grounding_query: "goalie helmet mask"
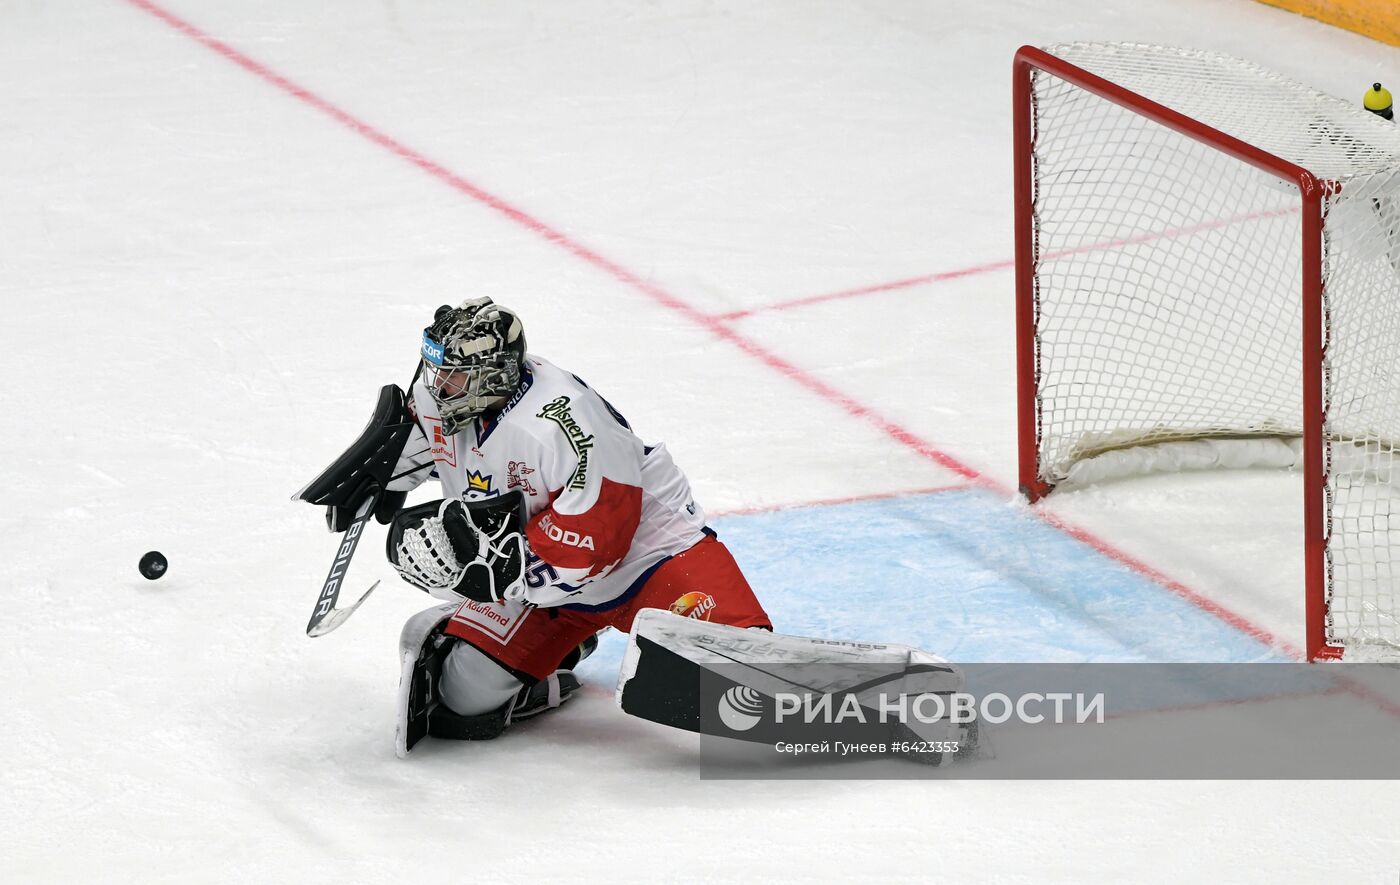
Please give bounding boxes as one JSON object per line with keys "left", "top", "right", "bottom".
{"left": 421, "top": 297, "right": 527, "bottom": 435}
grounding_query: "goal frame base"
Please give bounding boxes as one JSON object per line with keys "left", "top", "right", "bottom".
{"left": 1012, "top": 44, "right": 1334, "bottom": 661}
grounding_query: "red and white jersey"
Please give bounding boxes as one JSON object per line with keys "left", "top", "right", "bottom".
{"left": 393, "top": 355, "right": 708, "bottom": 608}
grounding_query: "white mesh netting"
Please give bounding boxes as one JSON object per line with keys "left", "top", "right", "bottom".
{"left": 1026, "top": 42, "right": 1400, "bottom": 652}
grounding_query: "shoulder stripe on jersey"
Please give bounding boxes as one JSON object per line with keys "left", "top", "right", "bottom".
{"left": 526, "top": 477, "right": 642, "bottom": 577}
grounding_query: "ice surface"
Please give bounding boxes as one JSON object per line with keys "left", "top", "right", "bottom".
{"left": 2, "top": 1, "right": 1399, "bottom": 882}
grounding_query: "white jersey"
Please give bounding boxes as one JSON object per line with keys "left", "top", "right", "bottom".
{"left": 390, "top": 355, "right": 707, "bottom": 608}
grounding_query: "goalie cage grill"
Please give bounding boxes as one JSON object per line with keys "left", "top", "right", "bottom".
{"left": 1012, "top": 43, "right": 1400, "bottom": 661}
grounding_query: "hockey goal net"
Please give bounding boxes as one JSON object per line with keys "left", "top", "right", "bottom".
{"left": 1014, "top": 43, "right": 1400, "bottom": 660}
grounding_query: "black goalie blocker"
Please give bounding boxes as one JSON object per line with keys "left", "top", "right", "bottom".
{"left": 386, "top": 493, "right": 529, "bottom": 603}
{"left": 293, "top": 383, "right": 427, "bottom": 636}
{"left": 294, "top": 383, "right": 421, "bottom": 529}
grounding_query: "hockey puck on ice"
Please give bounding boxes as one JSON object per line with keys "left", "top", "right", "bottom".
{"left": 139, "top": 551, "right": 168, "bottom": 580}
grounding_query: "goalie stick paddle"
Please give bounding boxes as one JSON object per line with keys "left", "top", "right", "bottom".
{"left": 306, "top": 495, "right": 377, "bottom": 636}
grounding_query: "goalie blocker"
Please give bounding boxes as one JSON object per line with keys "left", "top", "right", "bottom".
{"left": 293, "top": 383, "right": 425, "bottom": 635}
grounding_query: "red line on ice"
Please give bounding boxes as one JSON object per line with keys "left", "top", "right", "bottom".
{"left": 718, "top": 206, "right": 1298, "bottom": 321}
{"left": 715, "top": 260, "right": 1015, "bottom": 322}
{"left": 1105, "top": 680, "right": 1400, "bottom": 723}
{"left": 1340, "top": 678, "right": 1400, "bottom": 720}
{"left": 710, "top": 483, "right": 975, "bottom": 518}
{"left": 124, "top": 0, "right": 1299, "bottom": 660}
{"left": 1034, "top": 509, "right": 1303, "bottom": 660}
{"left": 124, "top": 0, "right": 980, "bottom": 481}
{"left": 1101, "top": 686, "right": 1337, "bottom": 723}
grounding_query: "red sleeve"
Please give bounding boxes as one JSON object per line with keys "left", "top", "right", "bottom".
{"left": 526, "top": 477, "right": 642, "bottom": 578}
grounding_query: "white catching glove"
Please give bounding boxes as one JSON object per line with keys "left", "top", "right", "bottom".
{"left": 390, "top": 500, "right": 473, "bottom": 597}
{"left": 386, "top": 495, "right": 529, "bottom": 603}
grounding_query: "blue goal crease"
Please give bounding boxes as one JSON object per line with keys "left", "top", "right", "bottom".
{"left": 576, "top": 488, "right": 1286, "bottom": 681}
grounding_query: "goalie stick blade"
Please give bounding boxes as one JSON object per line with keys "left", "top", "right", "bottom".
{"left": 306, "top": 581, "right": 380, "bottom": 637}
{"left": 305, "top": 496, "right": 376, "bottom": 635}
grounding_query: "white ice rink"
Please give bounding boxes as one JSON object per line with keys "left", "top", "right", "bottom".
{"left": 3, "top": 0, "right": 1399, "bottom": 881}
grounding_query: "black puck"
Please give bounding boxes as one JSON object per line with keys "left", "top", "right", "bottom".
{"left": 139, "top": 550, "right": 168, "bottom": 580}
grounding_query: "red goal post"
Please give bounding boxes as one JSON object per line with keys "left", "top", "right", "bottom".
{"left": 1013, "top": 43, "right": 1400, "bottom": 661}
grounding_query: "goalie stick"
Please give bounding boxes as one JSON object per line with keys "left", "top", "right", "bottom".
{"left": 305, "top": 495, "right": 381, "bottom": 636}
{"left": 303, "top": 457, "right": 445, "bottom": 636}
{"left": 294, "top": 382, "right": 426, "bottom": 636}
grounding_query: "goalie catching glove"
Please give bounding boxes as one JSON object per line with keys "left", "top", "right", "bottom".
{"left": 386, "top": 492, "right": 528, "bottom": 603}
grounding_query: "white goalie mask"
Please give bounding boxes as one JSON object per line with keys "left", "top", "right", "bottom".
{"left": 421, "top": 297, "right": 527, "bottom": 435}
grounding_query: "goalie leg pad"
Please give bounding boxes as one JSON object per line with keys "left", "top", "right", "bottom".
{"left": 395, "top": 602, "right": 460, "bottom": 758}
{"left": 395, "top": 603, "right": 586, "bottom": 757}
{"left": 427, "top": 671, "right": 582, "bottom": 742}
{"left": 440, "top": 642, "right": 526, "bottom": 716}
{"left": 617, "top": 609, "right": 981, "bottom": 765}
